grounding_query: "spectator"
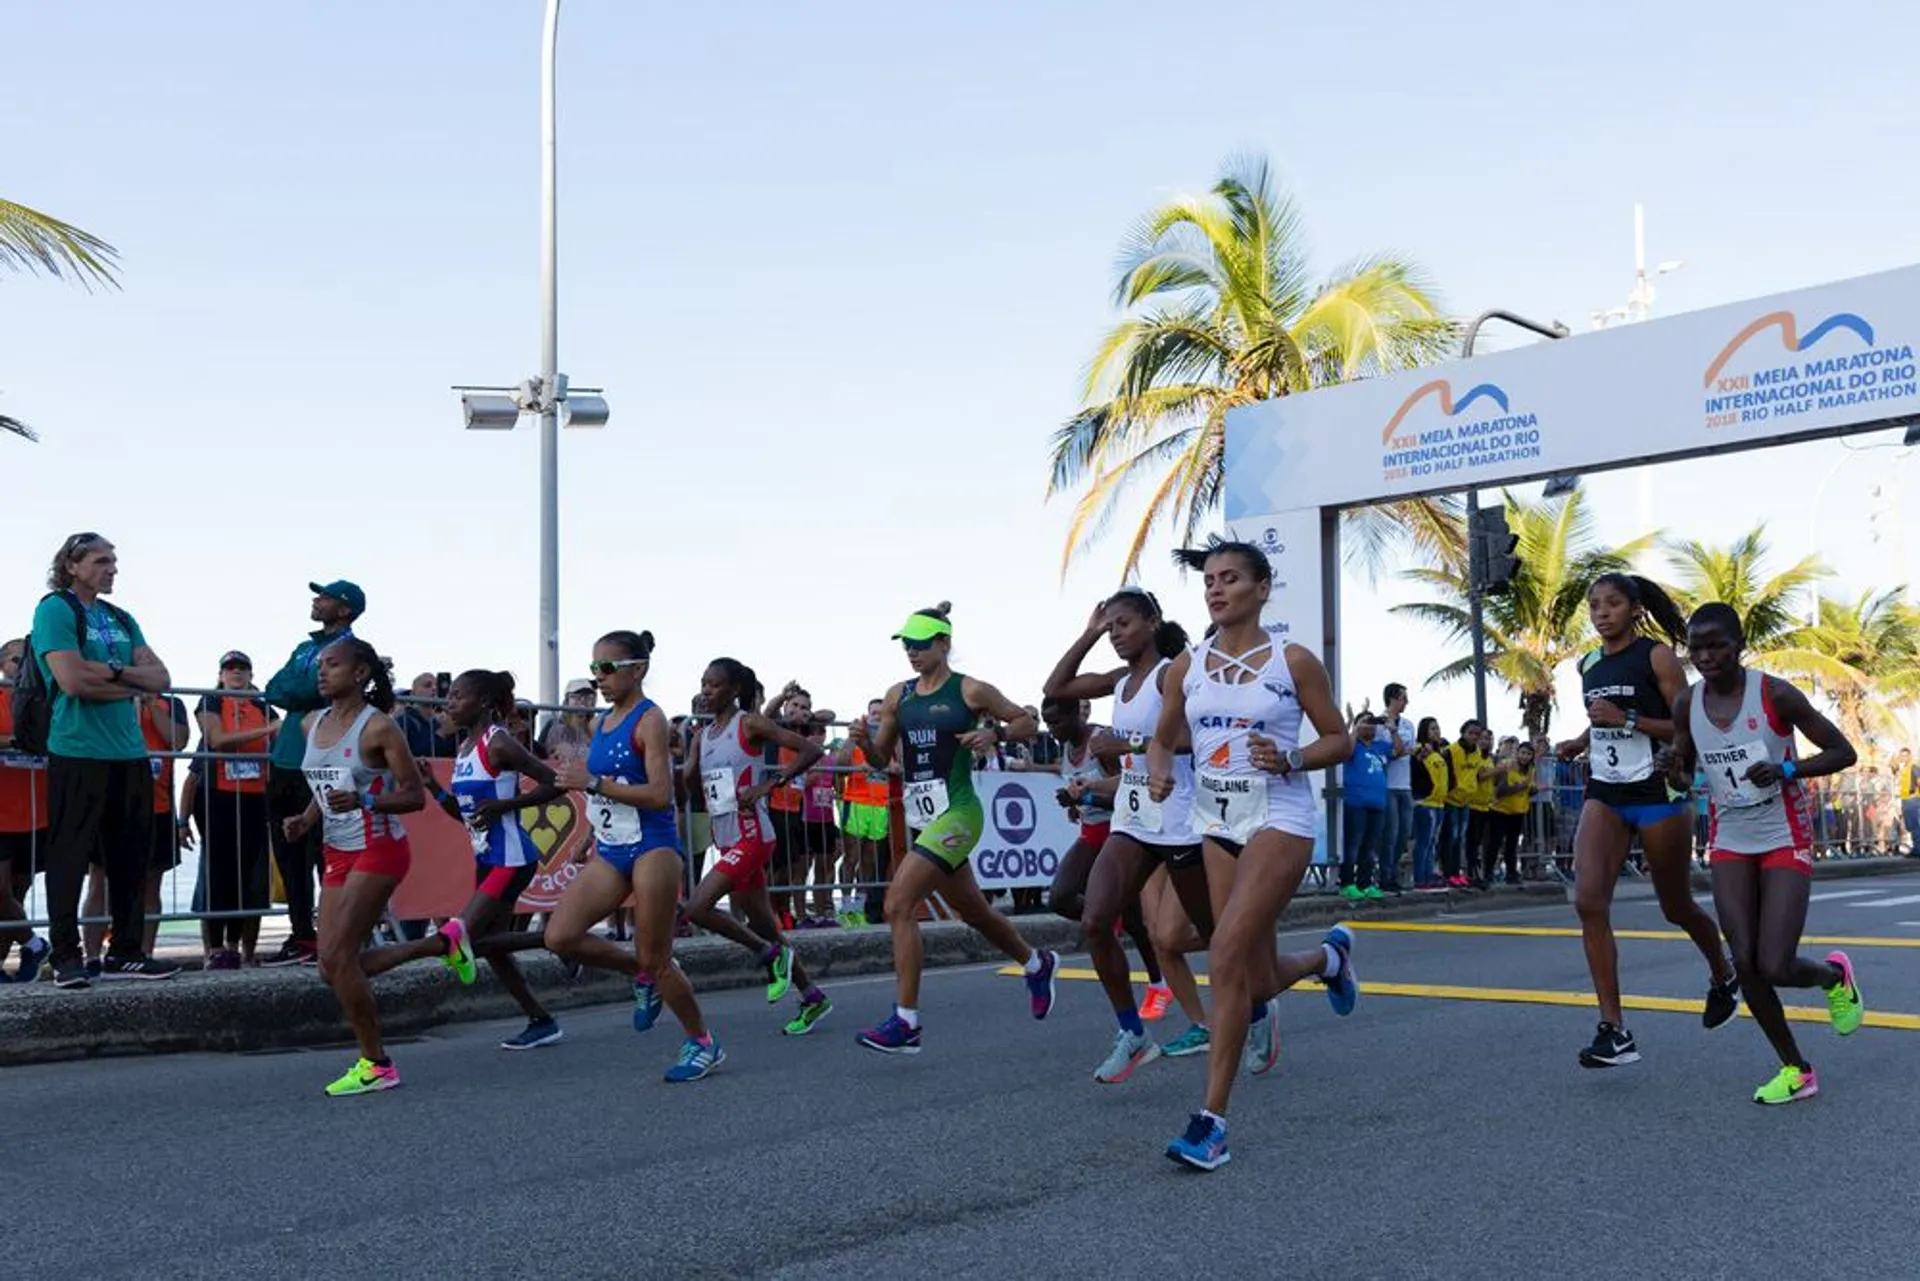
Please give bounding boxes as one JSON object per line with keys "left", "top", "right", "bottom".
{"left": 259, "top": 578, "right": 362, "bottom": 967}
{"left": 1379, "top": 682, "right": 1415, "bottom": 893}
{"left": 394, "top": 673, "right": 457, "bottom": 759}
{"left": 1410, "top": 716, "right": 1448, "bottom": 889}
{"left": 32, "top": 532, "right": 180, "bottom": 986}
{"left": 1896, "top": 747, "right": 1919, "bottom": 857}
{"left": 796, "top": 719, "right": 842, "bottom": 927}
{"left": 1465, "top": 725, "right": 1497, "bottom": 888}
{"left": 835, "top": 697, "right": 893, "bottom": 927}
{"left": 1484, "top": 739, "right": 1532, "bottom": 887}
{"left": 1441, "top": 718, "right": 1481, "bottom": 888}
{"left": 536, "top": 679, "right": 597, "bottom": 764}
{"left": 194, "top": 652, "right": 278, "bottom": 969}
{"left": 1011, "top": 704, "right": 1062, "bottom": 772}
{"left": 1528, "top": 734, "right": 1557, "bottom": 864}
{"left": 83, "top": 692, "right": 188, "bottom": 970}
{"left": 0, "top": 638, "right": 51, "bottom": 978}
{"left": 1339, "top": 711, "right": 1389, "bottom": 900}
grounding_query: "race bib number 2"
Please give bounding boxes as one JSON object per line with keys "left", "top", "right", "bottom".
{"left": 589, "top": 792, "right": 643, "bottom": 846}
{"left": 1114, "top": 764, "right": 1163, "bottom": 835}
{"left": 1192, "top": 770, "right": 1267, "bottom": 844}
{"left": 904, "top": 778, "right": 949, "bottom": 831}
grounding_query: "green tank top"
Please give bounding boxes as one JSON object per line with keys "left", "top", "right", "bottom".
{"left": 896, "top": 672, "right": 978, "bottom": 809}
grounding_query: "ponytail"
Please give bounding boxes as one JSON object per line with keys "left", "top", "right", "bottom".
{"left": 710, "top": 657, "right": 762, "bottom": 715}
{"left": 456, "top": 668, "right": 517, "bottom": 720}
{"left": 1593, "top": 572, "right": 1687, "bottom": 648}
{"left": 334, "top": 638, "right": 396, "bottom": 713}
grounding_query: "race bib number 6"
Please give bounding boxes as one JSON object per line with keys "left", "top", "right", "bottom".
{"left": 1114, "top": 764, "right": 1164, "bottom": 835}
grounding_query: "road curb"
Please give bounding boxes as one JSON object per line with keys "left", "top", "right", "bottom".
{"left": 2, "top": 864, "right": 1909, "bottom": 1066}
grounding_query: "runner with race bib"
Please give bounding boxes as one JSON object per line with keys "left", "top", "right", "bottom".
{"left": 846, "top": 602, "right": 1059, "bottom": 1054}
{"left": 1666, "top": 603, "right": 1864, "bottom": 1105}
{"left": 546, "top": 630, "right": 723, "bottom": 1084}
{"left": 1556, "top": 572, "right": 1738, "bottom": 1070}
{"left": 681, "top": 657, "right": 834, "bottom": 1036}
{"left": 1148, "top": 540, "right": 1358, "bottom": 1173}
{"left": 1041, "top": 588, "right": 1215, "bottom": 1082}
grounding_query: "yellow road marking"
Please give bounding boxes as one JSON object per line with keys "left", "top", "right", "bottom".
{"left": 999, "top": 966, "right": 1920, "bottom": 1031}
{"left": 1345, "top": 921, "right": 1920, "bottom": 949}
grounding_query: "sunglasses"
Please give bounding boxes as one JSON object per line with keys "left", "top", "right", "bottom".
{"left": 588, "top": 659, "right": 646, "bottom": 677}
{"left": 62, "top": 532, "right": 105, "bottom": 555}
{"left": 901, "top": 637, "right": 936, "bottom": 653}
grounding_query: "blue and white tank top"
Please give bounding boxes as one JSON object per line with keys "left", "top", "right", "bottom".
{"left": 585, "top": 699, "right": 680, "bottom": 855}
{"left": 450, "top": 725, "right": 538, "bottom": 868}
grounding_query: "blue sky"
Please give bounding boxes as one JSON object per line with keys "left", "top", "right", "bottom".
{"left": 5, "top": 0, "right": 1917, "bottom": 746}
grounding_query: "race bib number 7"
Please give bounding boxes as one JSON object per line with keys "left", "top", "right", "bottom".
{"left": 1192, "top": 769, "right": 1267, "bottom": 844}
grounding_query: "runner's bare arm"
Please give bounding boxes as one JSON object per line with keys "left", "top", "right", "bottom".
{"left": 1663, "top": 685, "right": 1697, "bottom": 790}
{"left": 1042, "top": 605, "right": 1124, "bottom": 701}
{"left": 1757, "top": 678, "right": 1856, "bottom": 785}
{"left": 961, "top": 678, "right": 1036, "bottom": 747}
{"left": 365, "top": 714, "right": 426, "bottom": 814}
{"left": 586, "top": 706, "right": 675, "bottom": 810}
{"left": 1145, "top": 651, "right": 1193, "bottom": 799}
{"left": 482, "top": 731, "right": 567, "bottom": 816}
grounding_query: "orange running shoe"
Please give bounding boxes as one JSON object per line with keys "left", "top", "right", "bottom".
{"left": 1139, "top": 981, "right": 1174, "bottom": 1021}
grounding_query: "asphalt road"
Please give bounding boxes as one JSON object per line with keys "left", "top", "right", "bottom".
{"left": 21, "top": 871, "right": 1920, "bottom": 1280}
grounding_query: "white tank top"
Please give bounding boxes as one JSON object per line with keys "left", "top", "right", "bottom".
{"left": 301, "top": 703, "right": 406, "bottom": 852}
{"left": 1688, "top": 672, "right": 1813, "bottom": 854}
{"left": 1109, "top": 658, "right": 1194, "bottom": 847}
{"left": 1182, "top": 639, "right": 1317, "bottom": 842}
{"left": 700, "top": 711, "right": 773, "bottom": 850}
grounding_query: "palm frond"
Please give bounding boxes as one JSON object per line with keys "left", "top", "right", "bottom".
{"left": 0, "top": 199, "right": 120, "bottom": 289}
{"left": 1, "top": 413, "right": 38, "bottom": 442}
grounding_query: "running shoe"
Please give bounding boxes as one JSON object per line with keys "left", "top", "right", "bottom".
{"left": 1578, "top": 1021, "right": 1640, "bottom": 1068}
{"left": 14, "top": 936, "right": 49, "bottom": 983}
{"left": 1165, "top": 1112, "right": 1229, "bottom": 1172}
{"left": 1139, "top": 982, "right": 1174, "bottom": 1022}
{"left": 632, "top": 975, "right": 663, "bottom": 1032}
{"left": 1025, "top": 949, "right": 1059, "bottom": 1020}
{"left": 1703, "top": 975, "right": 1741, "bottom": 1030}
{"left": 1824, "top": 951, "right": 1863, "bottom": 1036}
{"left": 783, "top": 996, "right": 833, "bottom": 1036}
{"left": 439, "top": 919, "right": 477, "bottom": 986}
{"left": 1753, "top": 1063, "right": 1818, "bottom": 1105}
{"left": 856, "top": 1013, "right": 922, "bottom": 1055}
{"left": 501, "top": 1019, "right": 564, "bottom": 1051}
{"left": 207, "top": 949, "right": 243, "bottom": 971}
{"left": 98, "top": 955, "right": 182, "bottom": 981}
{"left": 765, "top": 944, "right": 795, "bottom": 1003}
{"left": 53, "top": 961, "right": 89, "bottom": 990}
{"left": 84, "top": 958, "right": 104, "bottom": 980}
{"left": 260, "top": 938, "right": 317, "bottom": 968}
{"left": 1362, "top": 886, "right": 1386, "bottom": 901}
{"left": 1244, "top": 999, "right": 1281, "bottom": 1075}
{"left": 663, "top": 1036, "right": 725, "bottom": 1083}
{"left": 324, "top": 1058, "right": 400, "bottom": 1097}
{"left": 1094, "top": 1028, "right": 1161, "bottom": 1084}
{"left": 1339, "top": 884, "right": 1363, "bottom": 902}
{"left": 1162, "top": 1024, "right": 1211, "bottom": 1057}
{"left": 1319, "top": 924, "right": 1358, "bottom": 1017}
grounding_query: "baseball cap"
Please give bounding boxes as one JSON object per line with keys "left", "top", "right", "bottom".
{"left": 309, "top": 580, "right": 367, "bottom": 616}
{"left": 219, "top": 650, "right": 252, "bottom": 669}
{"left": 892, "top": 612, "right": 953, "bottom": 642}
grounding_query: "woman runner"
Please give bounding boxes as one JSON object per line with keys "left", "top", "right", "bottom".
{"left": 1149, "top": 541, "right": 1359, "bottom": 1172}
{"left": 846, "top": 603, "right": 1059, "bottom": 1053}
{"left": 544, "top": 630, "right": 722, "bottom": 1083}
{"left": 1043, "top": 590, "right": 1218, "bottom": 1082}
{"left": 418, "top": 669, "right": 574, "bottom": 1050}
{"left": 681, "top": 657, "right": 834, "bottom": 1035}
{"left": 1665, "top": 603, "right": 1865, "bottom": 1103}
{"left": 1555, "top": 572, "right": 1739, "bottom": 1068}
{"left": 280, "top": 639, "right": 435, "bottom": 1097}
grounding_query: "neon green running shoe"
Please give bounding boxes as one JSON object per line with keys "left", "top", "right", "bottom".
{"left": 783, "top": 995, "right": 833, "bottom": 1036}
{"left": 766, "top": 943, "right": 795, "bottom": 1003}
{"left": 325, "top": 1057, "right": 400, "bottom": 1097}
{"left": 1824, "top": 951, "right": 1863, "bottom": 1035}
{"left": 440, "top": 918, "right": 477, "bottom": 986}
{"left": 1753, "top": 1063, "right": 1818, "bottom": 1106}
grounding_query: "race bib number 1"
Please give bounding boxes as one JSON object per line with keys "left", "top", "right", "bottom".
{"left": 1589, "top": 727, "right": 1653, "bottom": 785}
{"left": 1192, "top": 769, "right": 1267, "bottom": 843}
{"left": 1705, "top": 741, "right": 1779, "bottom": 808}
{"left": 904, "top": 778, "right": 949, "bottom": 831}
{"left": 1114, "top": 763, "right": 1164, "bottom": 835}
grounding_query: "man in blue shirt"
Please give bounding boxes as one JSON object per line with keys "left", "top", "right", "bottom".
{"left": 257, "top": 580, "right": 362, "bottom": 967}
{"left": 1339, "top": 711, "right": 1392, "bottom": 901}
{"left": 31, "top": 533, "right": 180, "bottom": 988}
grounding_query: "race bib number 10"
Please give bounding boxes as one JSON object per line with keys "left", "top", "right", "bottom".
{"left": 904, "top": 778, "right": 949, "bottom": 831}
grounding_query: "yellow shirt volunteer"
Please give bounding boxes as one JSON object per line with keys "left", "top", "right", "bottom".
{"left": 1494, "top": 764, "right": 1531, "bottom": 815}
{"left": 1466, "top": 751, "right": 1495, "bottom": 811}
{"left": 1417, "top": 750, "right": 1449, "bottom": 809}
{"left": 1444, "top": 743, "right": 1477, "bottom": 808}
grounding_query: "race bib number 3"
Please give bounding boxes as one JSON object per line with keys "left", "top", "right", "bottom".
{"left": 1114, "top": 765, "right": 1164, "bottom": 835}
{"left": 1703, "top": 741, "right": 1779, "bottom": 808}
{"left": 1192, "top": 769, "right": 1267, "bottom": 843}
{"left": 702, "top": 768, "right": 738, "bottom": 818}
{"left": 904, "top": 778, "right": 949, "bottom": 831}
{"left": 1589, "top": 727, "right": 1653, "bottom": 785}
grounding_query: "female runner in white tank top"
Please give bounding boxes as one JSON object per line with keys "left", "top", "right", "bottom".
{"left": 1664, "top": 603, "right": 1864, "bottom": 1105}
{"left": 1146, "top": 541, "right": 1358, "bottom": 1172}
{"left": 1043, "top": 588, "right": 1216, "bottom": 1080}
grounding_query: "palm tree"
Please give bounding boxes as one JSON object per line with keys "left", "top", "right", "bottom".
{"left": 1662, "top": 526, "right": 1827, "bottom": 655}
{"left": 1766, "top": 591, "right": 1920, "bottom": 744}
{"left": 1392, "top": 490, "right": 1654, "bottom": 737}
{"left": 2, "top": 197, "right": 119, "bottom": 444}
{"left": 1048, "top": 155, "right": 1459, "bottom": 580}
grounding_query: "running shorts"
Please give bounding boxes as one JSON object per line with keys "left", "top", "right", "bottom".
{"left": 1710, "top": 846, "right": 1813, "bottom": 876}
{"left": 911, "top": 799, "right": 985, "bottom": 873}
{"left": 0, "top": 829, "right": 45, "bottom": 872}
{"left": 841, "top": 801, "right": 889, "bottom": 842}
{"left": 322, "top": 835, "right": 412, "bottom": 887}
{"left": 476, "top": 861, "right": 539, "bottom": 903}
{"left": 1079, "top": 821, "right": 1111, "bottom": 847}
{"left": 1594, "top": 799, "right": 1689, "bottom": 829}
{"left": 714, "top": 834, "right": 777, "bottom": 893}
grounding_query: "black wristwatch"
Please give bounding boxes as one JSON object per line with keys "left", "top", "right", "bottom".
{"left": 108, "top": 659, "right": 125, "bottom": 682}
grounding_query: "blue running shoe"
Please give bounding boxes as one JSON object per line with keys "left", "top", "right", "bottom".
{"left": 1165, "top": 1112, "right": 1230, "bottom": 1172}
{"left": 632, "top": 975, "right": 663, "bottom": 1032}
{"left": 1320, "top": 923, "right": 1358, "bottom": 1017}
{"left": 663, "top": 1035, "right": 724, "bottom": 1083}
{"left": 500, "top": 1019, "right": 564, "bottom": 1051}
{"left": 1162, "top": 1023, "right": 1211, "bottom": 1058}
{"left": 857, "top": 1013, "right": 922, "bottom": 1055}
{"left": 1243, "top": 998, "right": 1280, "bottom": 1076}
{"left": 14, "top": 936, "right": 50, "bottom": 984}
{"left": 1026, "top": 949, "right": 1059, "bottom": 1020}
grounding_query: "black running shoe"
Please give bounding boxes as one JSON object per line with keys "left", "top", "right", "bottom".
{"left": 1578, "top": 1021, "right": 1640, "bottom": 1068}
{"left": 98, "top": 955, "right": 182, "bottom": 981}
{"left": 259, "top": 938, "right": 317, "bottom": 968}
{"left": 52, "top": 962, "right": 91, "bottom": 991}
{"left": 1703, "top": 976, "right": 1741, "bottom": 1030}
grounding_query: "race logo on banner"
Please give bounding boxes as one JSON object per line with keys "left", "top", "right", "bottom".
{"left": 969, "top": 774, "right": 1080, "bottom": 890}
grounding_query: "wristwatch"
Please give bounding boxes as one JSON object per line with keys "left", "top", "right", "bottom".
{"left": 1282, "top": 748, "right": 1305, "bottom": 775}
{"left": 1126, "top": 731, "right": 1148, "bottom": 754}
{"left": 585, "top": 774, "right": 602, "bottom": 796}
{"left": 1623, "top": 710, "right": 1639, "bottom": 734}
{"left": 108, "top": 659, "right": 125, "bottom": 682}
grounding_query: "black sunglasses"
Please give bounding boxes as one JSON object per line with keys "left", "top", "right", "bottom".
{"left": 589, "top": 659, "right": 646, "bottom": 677}
{"left": 901, "top": 637, "right": 936, "bottom": 653}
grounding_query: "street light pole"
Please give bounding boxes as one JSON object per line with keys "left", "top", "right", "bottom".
{"left": 537, "top": 0, "right": 562, "bottom": 707}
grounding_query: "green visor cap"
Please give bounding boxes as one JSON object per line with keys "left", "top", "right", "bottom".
{"left": 892, "top": 613, "right": 953, "bottom": 642}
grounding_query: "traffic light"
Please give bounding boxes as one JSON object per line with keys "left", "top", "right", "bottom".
{"left": 1470, "top": 504, "right": 1522, "bottom": 594}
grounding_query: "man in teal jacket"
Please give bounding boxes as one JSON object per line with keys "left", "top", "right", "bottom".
{"left": 257, "top": 580, "right": 362, "bottom": 967}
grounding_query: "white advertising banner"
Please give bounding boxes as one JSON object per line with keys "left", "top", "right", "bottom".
{"left": 1223, "top": 263, "right": 1920, "bottom": 518}
{"left": 967, "top": 770, "right": 1085, "bottom": 890}
{"left": 1224, "top": 508, "right": 1324, "bottom": 651}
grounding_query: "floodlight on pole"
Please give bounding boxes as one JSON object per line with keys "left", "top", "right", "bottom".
{"left": 1541, "top": 474, "right": 1581, "bottom": 499}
